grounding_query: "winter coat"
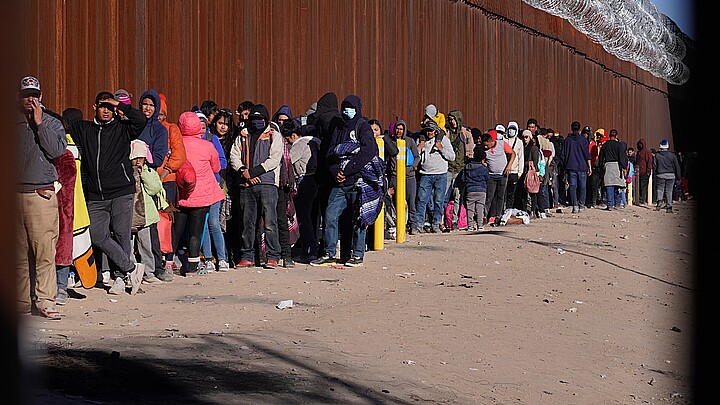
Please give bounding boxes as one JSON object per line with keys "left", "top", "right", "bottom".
{"left": 69, "top": 102, "right": 147, "bottom": 200}
{"left": 635, "top": 138, "right": 653, "bottom": 176}
{"left": 326, "top": 95, "right": 379, "bottom": 186}
{"left": 177, "top": 113, "right": 225, "bottom": 208}
{"left": 460, "top": 161, "right": 489, "bottom": 193}
{"left": 559, "top": 131, "right": 591, "bottom": 172}
{"left": 137, "top": 89, "right": 169, "bottom": 168}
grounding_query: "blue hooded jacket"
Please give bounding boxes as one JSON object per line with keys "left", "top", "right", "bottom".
{"left": 271, "top": 105, "right": 293, "bottom": 124}
{"left": 138, "top": 89, "right": 169, "bottom": 168}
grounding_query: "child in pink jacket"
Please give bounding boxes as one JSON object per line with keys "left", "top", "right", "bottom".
{"left": 173, "top": 112, "right": 225, "bottom": 276}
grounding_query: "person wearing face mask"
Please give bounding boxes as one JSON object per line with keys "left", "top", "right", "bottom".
{"left": 504, "top": 121, "right": 525, "bottom": 210}
{"left": 229, "top": 104, "right": 284, "bottom": 269}
{"left": 311, "top": 95, "right": 381, "bottom": 268}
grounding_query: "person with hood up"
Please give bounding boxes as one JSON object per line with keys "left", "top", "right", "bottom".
{"left": 559, "top": 121, "right": 592, "bottom": 213}
{"left": 505, "top": 121, "right": 525, "bottom": 210}
{"left": 635, "top": 137, "right": 653, "bottom": 206}
{"left": 306, "top": 92, "right": 345, "bottom": 256}
{"left": 229, "top": 104, "right": 284, "bottom": 269}
{"left": 587, "top": 128, "right": 607, "bottom": 208}
{"left": 173, "top": 112, "right": 224, "bottom": 276}
{"left": 137, "top": 89, "right": 169, "bottom": 169}
{"left": 69, "top": 91, "right": 147, "bottom": 295}
{"left": 443, "top": 110, "right": 474, "bottom": 231}
{"left": 311, "top": 95, "right": 382, "bottom": 267}
{"left": 652, "top": 139, "right": 681, "bottom": 213}
{"left": 271, "top": 105, "right": 297, "bottom": 268}
{"left": 156, "top": 93, "right": 187, "bottom": 275}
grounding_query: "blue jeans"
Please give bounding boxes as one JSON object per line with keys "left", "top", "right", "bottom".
{"left": 416, "top": 173, "right": 447, "bottom": 228}
{"left": 323, "top": 185, "right": 367, "bottom": 259}
{"left": 201, "top": 200, "right": 227, "bottom": 261}
{"left": 239, "top": 185, "right": 280, "bottom": 261}
{"left": 567, "top": 170, "right": 587, "bottom": 208}
{"left": 605, "top": 186, "right": 619, "bottom": 208}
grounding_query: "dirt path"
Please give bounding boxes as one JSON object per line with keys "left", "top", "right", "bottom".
{"left": 22, "top": 201, "right": 696, "bottom": 404}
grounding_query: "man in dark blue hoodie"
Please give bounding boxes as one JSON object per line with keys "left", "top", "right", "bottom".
{"left": 311, "top": 95, "right": 379, "bottom": 267}
{"left": 559, "top": 121, "right": 592, "bottom": 213}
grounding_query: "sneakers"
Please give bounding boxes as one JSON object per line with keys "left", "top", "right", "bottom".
{"left": 218, "top": 260, "right": 230, "bottom": 272}
{"left": 467, "top": 226, "right": 477, "bottom": 232}
{"left": 292, "top": 254, "right": 316, "bottom": 264}
{"left": 310, "top": 254, "right": 336, "bottom": 267}
{"left": 39, "top": 306, "right": 62, "bottom": 320}
{"left": 56, "top": 289, "right": 68, "bottom": 306}
{"left": 108, "top": 277, "right": 125, "bottom": 295}
{"left": 156, "top": 271, "right": 174, "bottom": 282}
{"left": 204, "top": 261, "right": 216, "bottom": 273}
{"left": 666, "top": 206, "right": 673, "bottom": 213}
{"left": 236, "top": 259, "right": 254, "bottom": 268}
{"left": 143, "top": 275, "right": 162, "bottom": 284}
{"left": 282, "top": 258, "right": 295, "bottom": 268}
{"left": 264, "top": 259, "right": 278, "bottom": 269}
{"left": 129, "top": 263, "right": 144, "bottom": 295}
{"left": 102, "top": 271, "right": 112, "bottom": 287}
{"left": 431, "top": 224, "right": 441, "bottom": 233}
{"left": 344, "top": 256, "right": 364, "bottom": 267}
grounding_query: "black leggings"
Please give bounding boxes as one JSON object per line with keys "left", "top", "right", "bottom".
{"left": 172, "top": 206, "right": 210, "bottom": 259}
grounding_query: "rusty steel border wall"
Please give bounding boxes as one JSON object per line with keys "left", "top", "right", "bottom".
{"left": 21, "top": 0, "right": 678, "bottom": 150}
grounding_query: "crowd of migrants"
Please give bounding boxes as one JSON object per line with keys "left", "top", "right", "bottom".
{"left": 17, "top": 76, "right": 692, "bottom": 320}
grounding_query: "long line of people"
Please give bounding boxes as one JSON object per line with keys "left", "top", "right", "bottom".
{"left": 16, "top": 75, "right": 687, "bottom": 320}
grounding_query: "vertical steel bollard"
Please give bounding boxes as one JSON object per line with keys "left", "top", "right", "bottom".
{"left": 627, "top": 177, "right": 633, "bottom": 207}
{"left": 648, "top": 175, "right": 653, "bottom": 205}
{"left": 396, "top": 140, "right": 406, "bottom": 243}
{"left": 374, "top": 137, "right": 384, "bottom": 250}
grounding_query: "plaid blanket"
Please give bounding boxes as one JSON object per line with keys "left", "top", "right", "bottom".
{"left": 334, "top": 141, "right": 386, "bottom": 228}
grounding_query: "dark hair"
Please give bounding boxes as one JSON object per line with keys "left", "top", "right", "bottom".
{"left": 571, "top": 121, "right": 581, "bottom": 132}
{"left": 210, "top": 109, "right": 234, "bottom": 138}
{"left": 473, "top": 146, "right": 486, "bottom": 162}
{"left": 236, "top": 100, "right": 254, "bottom": 114}
{"left": 470, "top": 127, "right": 483, "bottom": 144}
{"left": 62, "top": 107, "right": 83, "bottom": 126}
{"left": 480, "top": 132, "right": 493, "bottom": 144}
{"left": 201, "top": 100, "right": 219, "bottom": 118}
{"left": 95, "top": 91, "right": 114, "bottom": 105}
{"left": 44, "top": 108, "right": 69, "bottom": 132}
{"left": 539, "top": 128, "right": 548, "bottom": 136}
{"left": 527, "top": 118, "right": 538, "bottom": 127}
{"left": 547, "top": 128, "right": 555, "bottom": 135}
{"left": 368, "top": 119, "right": 381, "bottom": 128}
{"left": 281, "top": 118, "right": 302, "bottom": 137}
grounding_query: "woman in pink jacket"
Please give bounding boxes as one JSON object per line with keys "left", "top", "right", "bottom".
{"left": 174, "top": 112, "right": 225, "bottom": 276}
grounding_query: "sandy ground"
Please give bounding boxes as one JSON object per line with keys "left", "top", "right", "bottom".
{"left": 19, "top": 200, "right": 696, "bottom": 405}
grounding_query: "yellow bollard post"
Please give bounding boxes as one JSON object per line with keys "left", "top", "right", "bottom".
{"left": 396, "top": 140, "right": 406, "bottom": 243}
{"left": 373, "top": 137, "right": 384, "bottom": 251}
{"left": 627, "top": 179, "right": 633, "bottom": 207}
{"left": 648, "top": 174, "right": 653, "bottom": 205}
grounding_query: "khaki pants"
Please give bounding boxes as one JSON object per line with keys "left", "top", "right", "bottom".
{"left": 16, "top": 190, "right": 58, "bottom": 313}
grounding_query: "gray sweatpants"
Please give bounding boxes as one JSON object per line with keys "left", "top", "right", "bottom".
{"left": 466, "top": 191, "right": 487, "bottom": 228}
{"left": 88, "top": 194, "right": 135, "bottom": 279}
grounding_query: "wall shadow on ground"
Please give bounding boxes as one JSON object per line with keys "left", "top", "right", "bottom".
{"left": 28, "top": 333, "right": 421, "bottom": 405}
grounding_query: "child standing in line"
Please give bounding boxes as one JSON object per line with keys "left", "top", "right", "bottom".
{"left": 129, "top": 139, "right": 167, "bottom": 285}
{"left": 460, "top": 146, "right": 490, "bottom": 231}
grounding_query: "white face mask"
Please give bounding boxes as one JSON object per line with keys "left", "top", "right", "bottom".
{"left": 508, "top": 128, "right": 517, "bottom": 137}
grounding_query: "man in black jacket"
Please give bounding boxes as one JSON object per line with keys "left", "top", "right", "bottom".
{"left": 69, "top": 92, "right": 147, "bottom": 295}
{"left": 598, "top": 129, "right": 628, "bottom": 210}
